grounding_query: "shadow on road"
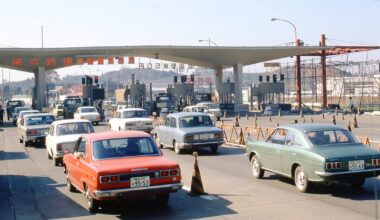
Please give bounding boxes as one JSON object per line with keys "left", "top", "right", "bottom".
{"left": 0, "top": 151, "right": 28, "bottom": 160}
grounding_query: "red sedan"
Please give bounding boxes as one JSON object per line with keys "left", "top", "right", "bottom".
{"left": 63, "top": 131, "right": 182, "bottom": 212}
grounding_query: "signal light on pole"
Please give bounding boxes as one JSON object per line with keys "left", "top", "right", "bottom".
{"left": 174, "top": 76, "right": 178, "bottom": 83}
{"left": 190, "top": 75, "right": 195, "bottom": 82}
{"left": 81, "top": 77, "right": 85, "bottom": 85}
{"left": 94, "top": 75, "right": 99, "bottom": 84}
{"left": 273, "top": 74, "right": 277, "bottom": 83}
{"left": 280, "top": 74, "right": 285, "bottom": 81}
{"left": 266, "top": 75, "right": 270, "bottom": 82}
{"left": 259, "top": 75, "right": 263, "bottom": 82}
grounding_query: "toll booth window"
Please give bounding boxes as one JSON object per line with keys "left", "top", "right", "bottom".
{"left": 26, "top": 116, "right": 55, "bottom": 125}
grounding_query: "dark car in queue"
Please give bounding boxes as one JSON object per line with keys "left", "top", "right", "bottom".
{"left": 246, "top": 123, "right": 380, "bottom": 192}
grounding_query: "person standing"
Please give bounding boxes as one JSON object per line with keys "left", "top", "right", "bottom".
{"left": 348, "top": 97, "right": 355, "bottom": 113}
{"left": 0, "top": 105, "right": 5, "bottom": 125}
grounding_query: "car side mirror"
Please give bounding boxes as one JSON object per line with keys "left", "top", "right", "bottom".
{"left": 74, "top": 152, "right": 84, "bottom": 159}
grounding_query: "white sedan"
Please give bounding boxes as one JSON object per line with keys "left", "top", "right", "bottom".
{"left": 45, "top": 119, "right": 95, "bottom": 166}
{"left": 182, "top": 105, "right": 216, "bottom": 124}
{"left": 73, "top": 106, "right": 101, "bottom": 125}
{"left": 108, "top": 108, "right": 153, "bottom": 133}
{"left": 17, "top": 110, "right": 40, "bottom": 127}
{"left": 196, "top": 102, "right": 222, "bottom": 121}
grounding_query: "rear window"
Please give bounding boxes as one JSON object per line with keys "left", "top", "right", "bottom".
{"left": 80, "top": 108, "right": 97, "bottom": 113}
{"left": 26, "top": 115, "right": 55, "bottom": 125}
{"left": 92, "top": 137, "right": 160, "bottom": 160}
{"left": 306, "top": 130, "right": 360, "bottom": 146}
{"left": 56, "top": 122, "right": 94, "bottom": 135}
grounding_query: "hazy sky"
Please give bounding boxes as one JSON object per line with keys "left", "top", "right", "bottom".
{"left": 1, "top": 0, "right": 379, "bottom": 81}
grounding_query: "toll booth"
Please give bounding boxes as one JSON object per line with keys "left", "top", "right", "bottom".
{"left": 219, "top": 80, "right": 235, "bottom": 113}
{"left": 129, "top": 80, "right": 146, "bottom": 108}
{"left": 82, "top": 75, "right": 105, "bottom": 106}
{"left": 251, "top": 82, "right": 285, "bottom": 113}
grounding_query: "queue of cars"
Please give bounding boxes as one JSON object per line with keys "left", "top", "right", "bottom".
{"left": 9, "top": 99, "right": 380, "bottom": 212}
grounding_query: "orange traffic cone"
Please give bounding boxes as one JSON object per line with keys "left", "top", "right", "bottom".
{"left": 188, "top": 152, "right": 206, "bottom": 196}
{"left": 238, "top": 127, "right": 245, "bottom": 145}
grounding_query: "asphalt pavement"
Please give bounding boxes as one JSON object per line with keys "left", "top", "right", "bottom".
{"left": 1, "top": 118, "right": 380, "bottom": 219}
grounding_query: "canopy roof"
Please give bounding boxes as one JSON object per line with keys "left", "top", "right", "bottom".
{"left": 0, "top": 45, "right": 333, "bottom": 72}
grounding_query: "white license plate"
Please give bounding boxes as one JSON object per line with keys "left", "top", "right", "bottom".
{"left": 349, "top": 160, "right": 365, "bottom": 171}
{"left": 200, "top": 133, "right": 209, "bottom": 140}
{"left": 130, "top": 176, "right": 150, "bottom": 188}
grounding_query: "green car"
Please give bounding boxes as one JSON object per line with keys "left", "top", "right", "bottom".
{"left": 246, "top": 123, "right": 380, "bottom": 192}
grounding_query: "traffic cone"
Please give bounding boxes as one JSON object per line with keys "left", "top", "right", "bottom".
{"left": 353, "top": 114, "right": 358, "bottom": 128}
{"left": 238, "top": 113, "right": 241, "bottom": 119}
{"left": 335, "top": 107, "right": 338, "bottom": 115}
{"left": 246, "top": 113, "right": 249, "bottom": 120}
{"left": 278, "top": 108, "right": 282, "bottom": 117}
{"left": 341, "top": 114, "right": 345, "bottom": 120}
{"left": 300, "top": 109, "right": 304, "bottom": 118}
{"left": 224, "top": 110, "right": 227, "bottom": 118}
{"left": 238, "top": 128, "right": 245, "bottom": 145}
{"left": 254, "top": 119, "right": 258, "bottom": 128}
{"left": 269, "top": 114, "right": 272, "bottom": 122}
{"left": 310, "top": 117, "right": 314, "bottom": 123}
{"left": 332, "top": 115, "right": 336, "bottom": 125}
{"left": 347, "top": 121, "right": 352, "bottom": 132}
{"left": 188, "top": 152, "right": 206, "bottom": 196}
{"left": 302, "top": 117, "right": 306, "bottom": 123}
{"left": 235, "top": 115, "right": 240, "bottom": 127}
{"left": 322, "top": 113, "right": 325, "bottom": 119}
{"left": 255, "top": 114, "right": 257, "bottom": 120}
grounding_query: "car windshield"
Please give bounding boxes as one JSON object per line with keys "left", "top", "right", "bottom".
{"left": 56, "top": 122, "right": 94, "bottom": 135}
{"left": 26, "top": 115, "right": 55, "bottom": 125}
{"left": 20, "top": 111, "right": 38, "bottom": 117}
{"left": 306, "top": 130, "right": 360, "bottom": 146}
{"left": 122, "top": 110, "right": 148, "bottom": 118}
{"left": 16, "top": 108, "right": 29, "bottom": 114}
{"left": 179, "top": 115, "right": 213, "bottom": 128}
{"left": 8, "top": 101, "right": 23, "bottom": 107}
{"left": 92, "top": 137, "right": 160, "bottom": 159}
{"left": 81, "top": 108, "right": 97, "bottom": 113}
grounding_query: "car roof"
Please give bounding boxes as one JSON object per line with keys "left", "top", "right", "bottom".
{"left": 78, "top": 106, "right": 96, "bottom": 109}
{"left": 15, "top": 107, "right": 29, "bottom": 109}
{"left": 20, "top": 110, "right": 38, "bottom": 114}
{"left": 169, "top": 112, "right": 208, "bottom": 118}
{"left": 52, "top": 119, "right": 91, "bottom": 125}
{"left": 280, "top": 123, "right": 346, "bottom": 133}
{"left": 117, "top": 108, "right": 145, "bottom": 112}
{"left": 85, "top": 131, "right": 151, "bottom": 141}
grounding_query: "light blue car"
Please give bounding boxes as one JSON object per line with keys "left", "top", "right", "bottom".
{"left": 155, "top": 112, "right": 224, "bottom": 154}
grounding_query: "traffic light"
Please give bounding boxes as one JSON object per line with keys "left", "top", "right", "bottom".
{"left": 82, "top": 77, "right": 85, "bottom": 85}
{"left": 174, "top": 76, "right": 178, "bottom": 83}
{"left": 94, "top": 75, "right": 99, "bottom": 84}
{"left": 181, "top": 75, "right": 187, "bottom": 83}
{"left": 190, "top": 75, "right": 195, "bottom": 82}
{"left": 280, "top": 74, "right": 285, "bottom": 81}
{"left": 259, "top": 75, "right": 263, "bottom": 82}
{"left": 273, "top": 74, "right": 277, "bottom": 83}
{"left": 86, "top": 75, "right": 93, "bottom": 85}
{"left": 266, "top": 75, "right": 270, "bottom": 82}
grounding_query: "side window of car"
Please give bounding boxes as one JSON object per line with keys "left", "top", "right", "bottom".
{"left": 77, "top": 139, "right": 86, "bottom": 153}
{"left": 49, "top": 125, "right": 54, "bottom": 136}
{"left": 270, "top": 129, "right": 286, "bottom": 145}
{"left": 284, "top": 130, "right": 295, "bottom": 146}
{"left": 164, "top": 117, "right": 171, "bottom": 127}
{"left": 170, "top": 118, "right": 177, "bottom": 128}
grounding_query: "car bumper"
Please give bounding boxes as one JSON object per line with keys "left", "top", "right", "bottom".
{"left": 125, "top": 127, "right": 154, "bottom": 133}
{"left": 93, "top": 183, "right": 182, "bottom": 199}
{"left": 315, "top": 168, "right": 380, "bottom": 181}
{"left": 25, "top": 135, "right": 47, "bottom": 142}
{"left": 179, "top": 140, "right": 224, "bottom": 149}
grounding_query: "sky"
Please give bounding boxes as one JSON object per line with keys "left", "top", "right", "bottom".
{"left": 0, "top": 0, "right": 379, "bottom": 81}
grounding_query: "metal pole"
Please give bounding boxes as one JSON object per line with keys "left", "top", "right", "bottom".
{"left": 1, "top": 68, "right": 4, "bottom": 104}
{"left": 321, "top": 34, "right": 327, "bottom": 108}
{"left": 296, "top": 39, "right": 301, "bottom": 109}
{"left": 41, "top": 25, "right": 44, "bottom": 49}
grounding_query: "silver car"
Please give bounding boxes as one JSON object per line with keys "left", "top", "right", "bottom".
{"left": 155, "top": 112, "right": 224, "bottom": 154}
{"left": 17, "top": 113, "right": 56, "bottom": 147}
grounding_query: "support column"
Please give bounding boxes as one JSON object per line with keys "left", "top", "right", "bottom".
{"left": 233, "top": 63, "right": 243, "bottom": 113}
{"left": 214, "top": 67, "right": 223, "bottom": 103}
{"left": 34, "top": 66, "right": 47, "bottom": 111}
{"left": 320, "top": 34, "right": 327, "bottom": 108}
{"left": 295, "top": 39, "right": 302, "bottom": 109}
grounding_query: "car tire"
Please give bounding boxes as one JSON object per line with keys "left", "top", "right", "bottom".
{"left": 156, "top": 193, "right": 170, "bottom": 206}
{"left": 19, "top": 138, "right": 23, "bottom": 143}
{"left": 24, "top": 140, "right": 29, "bottom": 147}
{"left": 85, "top": 186, "right": 99, "bottom": 213}
{"left": 210, "top": 145, "right": 218, "bottom": 154}
{"left": 53, "top": 157, "right": 60, "bottom": 166}
{"left": 173, "top": 141, "right": 182, "bottom": 154}
{"left": 155, "top": 134, "right": 163, "bottom": 149}
{"left": 294, "top": 166, "right": 309, "bottom": 193}
{"left": 66, "top": 174, "right": 76, "bottom": 192}
{"left": 95, "top": 122, "right": 99, "bottom": 126}
{"left": 350, "top": 178, "right": 365, "bottom": 188}
{"left": 217, "top": 117, "right": 221, "bottom": 121}
{"left": 250, "top": 155, "right": 264, "bottom": 179}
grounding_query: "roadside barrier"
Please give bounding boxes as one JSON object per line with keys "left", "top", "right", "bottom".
{"left": 220, "top": 123, "right": 239, "bottom": 143}
{"left": 188, "top": 152, "right": 206, "bottom": 196}
{"left": 234, "top": 115, "right": 240, "bottom": 127}
{"left": 347, "top": 121, "right": 352, "bottom": 132}
{"left": 332, "top": 115, "right": 336, "bottom": 125}
{"left": 353, "top": 115, "right": 358, "bottom": 128}
{"left": 357, "top": 136, "right": 370, "bottom": 146}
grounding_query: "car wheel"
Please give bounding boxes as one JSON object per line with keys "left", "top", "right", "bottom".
{"left": 24, "top": 140, "right": 29, "bottom": 147}
{"left": 155, "top": 134, "right": 163, "bottom": 149}
{"left": 19, "top": 138, "right": 23, "bottom": 143}
{"left": 156, "top": 193, "right": 170, "bottom": 206}
{"left": 53, "top": 157, "right": 60, "bottom": 166}
{"left": 210, "top": 145, "right": 218, "bottom": 154}
{"left": 48, "top": 151, "right": 52, "bottom": 159}
{"left": 217, "top": 117, "right": 221, "bottom": 121}
{"left": 85, "top": 186, "right": 99, "bottom": 213}
{"left": 350, "top": 178, "right": 365, "bottom": 188}
{"left": 294, "top": 166, "right": 309, "bottom": 193}
{"left": 95, "top": 122, "right": 99, "bottom": 126}
{"left": 250, "top": 155, "right": 264, "bottom": 179}
{"left": 66, "top": 173, "right": 76, "bottom": 192}
{"left": 173, "top": 141, "right": 182, "bottom": 154}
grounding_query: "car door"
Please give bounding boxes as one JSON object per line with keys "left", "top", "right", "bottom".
{"left": 280, "top": 130, "right": 299, "bottom": 176}
{"left": 17, "top": 118, "right": 26, "bottom": 140}
{"left": 75, "top": 138, "right": 91, "bottom": 192}
{"left": 68, "top": 137, "right": 84, "bottom": 188}
{"left": 160, "top": 117, "right": 171, "bottom": 146}
{"left": 259, "top": 128, "right": 285, "bottom": 172}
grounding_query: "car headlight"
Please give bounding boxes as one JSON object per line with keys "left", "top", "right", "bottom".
{"left": 193, "top": 134, "right": 200, "bottom": 140}
{"left": 185, "top": 135, "right": 194, "bottom": 142}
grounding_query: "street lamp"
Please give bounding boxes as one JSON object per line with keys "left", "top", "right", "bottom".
{"left": 198, "top": 37, "right": 218, "bottom": 46}
{"left": 271, "top": 17, "right": 298, "bottom": 45}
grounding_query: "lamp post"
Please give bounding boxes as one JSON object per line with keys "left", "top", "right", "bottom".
{"left": 198, "top": 37, "right": 218, "bottom": 46}
{"left": 271, "top": 17, "right": 302, "bottom": 109}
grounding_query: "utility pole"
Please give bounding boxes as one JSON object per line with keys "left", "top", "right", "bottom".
{"left": 295, "top": 39, "right": 302, "bottom": 109}
{"left": 320, "top": 34, "right": 327, "bottom": 108}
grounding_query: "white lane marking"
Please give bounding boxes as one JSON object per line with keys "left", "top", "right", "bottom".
{"left": 200, "top": 195, "right": 219, "bottom": 200}
{"left": 182, "top": 185, "right": 190, "bottom": 192}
